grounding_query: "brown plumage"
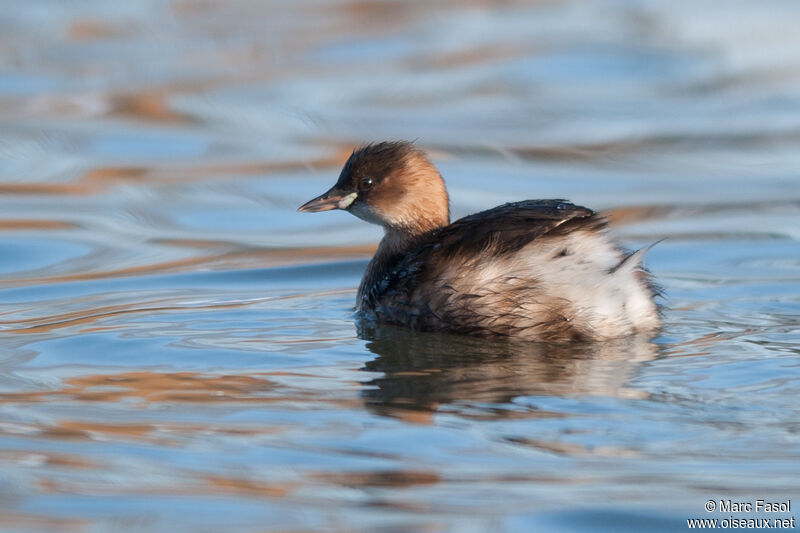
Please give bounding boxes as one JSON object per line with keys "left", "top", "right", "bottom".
{"left": 299, "top": 141, "right": 661, "bottom": 341}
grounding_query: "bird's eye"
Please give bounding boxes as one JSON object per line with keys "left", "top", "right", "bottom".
{"left": 359, "top": 177, "right": 374, "bottom": 191}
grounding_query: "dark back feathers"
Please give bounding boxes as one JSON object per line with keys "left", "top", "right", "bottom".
{"left": 362, "top": 199, "right": 600, "bottom": 309}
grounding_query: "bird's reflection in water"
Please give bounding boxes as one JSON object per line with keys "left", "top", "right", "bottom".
{"left": 357, "top": 322, "right": 661, "bottom": 421}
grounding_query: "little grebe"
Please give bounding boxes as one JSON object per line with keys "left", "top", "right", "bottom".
{"left": 298, "top": 141, "right": 661, "bottom": 341}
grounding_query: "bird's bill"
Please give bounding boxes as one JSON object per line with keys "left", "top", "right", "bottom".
{"left": 297, "top": 188, "right": 357, "bottom": 213}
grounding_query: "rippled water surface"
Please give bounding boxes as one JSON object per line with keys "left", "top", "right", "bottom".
{"left": 2, "top": 1, "right": 800, "bottom": 531}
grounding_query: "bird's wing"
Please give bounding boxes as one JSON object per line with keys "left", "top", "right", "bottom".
{"left": 370, "top": 200, "right": 600, "bottom": 305}
{"left": 426, "top": 199, "right": 598, "bottom": 259}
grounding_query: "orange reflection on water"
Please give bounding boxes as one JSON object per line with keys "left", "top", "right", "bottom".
{"left": 0, "top": 513, "right": 88, "bottom": 533}
{"left": 1, "top": 243, "right": 373, "bottom": 289}
{"left": 0, "top": 371, "right": 278, "bottom": 405}
{"left": 0, "top": 299, "right": 246, "bottom": 334}
{"left": 0, "top": 449, "right": 97, "bottom": 469}
{"left": 313, "top": 469, "right": 440, "bottom": 488}
{"left": 34, "top": 471, "right": 295, "bottom": 501}
{"left": 0, "top": 147, "right": 351, "bottom": 196}
{"left": 0, "top": 219, "right": 77, "bottom": 231}
{"left": 203, "top": 475, "right": 293, "bottom": 498}
{"left": 68, "top": 19, "right": 120, "bottom": 41}
{"left": 109, "top": 91, "right": 197, "bottom": 125}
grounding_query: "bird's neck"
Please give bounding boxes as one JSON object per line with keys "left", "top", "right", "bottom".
{"left": 356, "top": 227, "right": 431, "bottom": 311}
{"left": 381, "top": 226, "right": 421, "bottom": 253}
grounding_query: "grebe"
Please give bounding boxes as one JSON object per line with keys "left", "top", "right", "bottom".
{"left": 299, "top": 141, "right": 660, "bottom": 341}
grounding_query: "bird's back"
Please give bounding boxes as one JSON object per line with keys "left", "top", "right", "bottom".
{"left": 359, "top": 200, "right": 661, "bottom": 341}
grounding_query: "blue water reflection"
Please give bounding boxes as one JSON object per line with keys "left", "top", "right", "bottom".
{"left": 1, "top": 1, "right": 799, "bottom": 532}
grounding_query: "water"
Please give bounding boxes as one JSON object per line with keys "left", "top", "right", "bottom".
{"left": 1, "top": 1, "right": 799, "bottom": 531}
